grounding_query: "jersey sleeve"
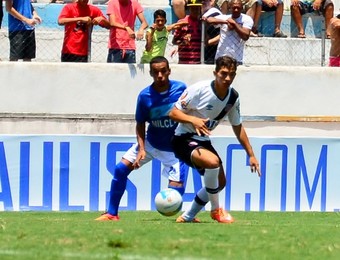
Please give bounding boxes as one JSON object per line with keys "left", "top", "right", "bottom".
{"left": 174, "top": 84, "right": 199, "bottom": 112}
{"left": 243, "top": 15, "right": 253, "bottom": 30}
{"left": 227, "top": 98, "right": 242, "bottom": 126}
{"left": 135, "top": 94, "right": 148, "bottom": 123}
{"left": 58, "top": 4, "right": 71, "bottom": 19}
{"left": 106, "top": 0, "right": 115, "bottom": 15}
{"left": 133, "top": 0, "right": 144, "bottom": 15}
{"left": 92, "top": 6, "right": 105, "bottom": 18}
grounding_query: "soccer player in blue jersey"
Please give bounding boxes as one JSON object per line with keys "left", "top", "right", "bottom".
{"left": 96, "top": 56, "right": 189, "bottom": 221}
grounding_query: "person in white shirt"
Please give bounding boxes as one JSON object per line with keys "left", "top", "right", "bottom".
{"left": 206, "top": 0, "right": 253, "bottom": 65}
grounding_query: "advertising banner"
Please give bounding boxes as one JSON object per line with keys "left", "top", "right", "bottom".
{"left": 0, "top": 135, "right": 339, "bottom": 212}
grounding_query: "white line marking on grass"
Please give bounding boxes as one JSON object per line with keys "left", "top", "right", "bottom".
{"left": 0, "top": 249, "right": 208, "bottom": 260}
{"left": 63, "top": 252, "right": 209, "bottom": 260}
{"left": 0, "top": 249, "right": 33, "bottom": 256}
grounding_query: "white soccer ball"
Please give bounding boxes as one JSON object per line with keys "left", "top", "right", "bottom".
{"left": 155, "top": 188, "right": 183, "bottom": 216}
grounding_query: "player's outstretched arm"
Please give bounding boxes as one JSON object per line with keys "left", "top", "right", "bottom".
{"left": 232, "top": 124, "right": 261, "bottom": 176}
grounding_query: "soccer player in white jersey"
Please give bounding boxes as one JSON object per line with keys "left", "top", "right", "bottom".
{"left": 169, "top": 55, "right": 261, "bottom": 223}
{"left": 96, "top": 56, "right": 189, "bottom": 221}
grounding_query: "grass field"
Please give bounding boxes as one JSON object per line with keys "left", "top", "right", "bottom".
{"left": 1, "top": 211, "right": 340, "bottom": 260}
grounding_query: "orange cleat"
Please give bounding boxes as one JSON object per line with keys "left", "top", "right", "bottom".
{"left": 210, "top": 208, "right": 234, "bottom": 223}
{"left": 176, "top": 215, "right": 201, "bottom": 223}
{"left": 95, "top": 213, "right": 120, "bottom": 221}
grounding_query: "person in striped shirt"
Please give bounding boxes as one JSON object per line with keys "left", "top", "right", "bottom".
{"left": 172, "top": 0, "right": 203, "bottom": 64}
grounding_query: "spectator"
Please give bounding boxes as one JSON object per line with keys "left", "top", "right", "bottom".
{"left": 253, "top": 0, "right": 287, "bottom": 37}
{"left": 58, "top": 0, "right": 110, "bottom": 62}
{"left": 329, "top": 14, "right": 340, "bottom": 66}
{"left": 291, "top": 0, "right": 334, "bottom": 38}
{"left": 215, "top": 0, "right": 262, "bottom": 37}
{"left": 202, "top": 0, "right": 223, "bottom": 64}
{"left": 95, "top": 56, "right": 189, "bottom": 221}
{"left": 169, "top": 55, "right": 261, "bottom": 223}
{"left": 172, "top": 0, "right": 202, "bottom": 64}
{"left": 6, "top": 0, "right": 42, "bottom": 61}
{"left": 207, "top": 0, "right": 253, "bottom": 65}
{"left": 106, "top": 0, "right": 148, "bottom": 63}
{"left": 140, "top": 9, "right": 188, "bottom": 64}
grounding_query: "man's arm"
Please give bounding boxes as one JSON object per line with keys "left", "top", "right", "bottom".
{"left": 226, "top": 18, "right": 251, "bottom": 41}
{"left": 132, "top": 122, "right": 146, "bottom": 169}
{"left": 206, "top": 16, "right": 228, "bottom": 25}
{"left": 58, "top": 16, "right": 91, "bottom": 26}
{"left": 169, "top": 107, "right": 210, "bottom": 136}
{"left": 232, "top": 124, "right": 261, "bottom": 176}
{"left": 136, "top": 12, "right": 148, "bottom": 40}
{"left": 144, "top": 27, "right": 155, "bottom": 52}
{"left": 92, "top": 16, "right": 110, "bottom": 29}
{"left": 6, "top": 0, "right": 36, "bottom": 27}
{"left": 166, "top": 21, "right": 189, "bottom": 31}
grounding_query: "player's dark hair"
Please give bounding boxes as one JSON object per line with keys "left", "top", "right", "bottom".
{"left": 153, "top": 9, "right": 166, "bottom": 21}
{"left": 150, "top": 56, "right": 170, "bottom": 70}
{"left": 215, "top": 56, "right": 237, "bottom": 72}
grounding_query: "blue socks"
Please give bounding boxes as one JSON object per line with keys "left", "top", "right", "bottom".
{"left": 168, "top": 185, "right": 185, "bottom": 196}
{"left": 107, "top": 162, "right": 131, "bottom": 216}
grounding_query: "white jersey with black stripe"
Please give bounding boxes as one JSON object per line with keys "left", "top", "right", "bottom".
{"left": 174, "top": 80, "right": 242, "bottom": 138}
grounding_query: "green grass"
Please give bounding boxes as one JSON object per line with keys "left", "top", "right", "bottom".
{"left": 0, "top": 211, "right": 340, "bottom": 260}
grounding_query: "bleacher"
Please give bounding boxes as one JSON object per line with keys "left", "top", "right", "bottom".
{"left": 1, "top": 0, "right": 340, "bottom": 65}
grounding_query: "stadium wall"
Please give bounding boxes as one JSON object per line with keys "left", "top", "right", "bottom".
{"left": 1, "top": 62, "right": 340, "bottom": 213}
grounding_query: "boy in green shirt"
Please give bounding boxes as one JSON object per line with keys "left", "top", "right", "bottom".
{"left": 140, "top": 9, "right": 187, "bottom": 63}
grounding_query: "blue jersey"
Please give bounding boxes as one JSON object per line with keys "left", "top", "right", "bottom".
{"left": 135, "top": 80, "right": 187, "bottom": 152}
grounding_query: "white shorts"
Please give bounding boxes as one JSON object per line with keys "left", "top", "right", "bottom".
{"left": 123, "top": 139, "right": 183, "bottom": 182}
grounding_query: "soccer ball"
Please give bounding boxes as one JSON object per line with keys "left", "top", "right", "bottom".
{"left": 154, "top": 188, "right": 183, "bottom": 216}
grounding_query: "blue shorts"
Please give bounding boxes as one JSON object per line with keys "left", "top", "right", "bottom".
{"left": 107, "top": 49, "right": 136, "bottom": 63}
{"left": 296, "top": 0, "right": 333, "bottom": 15}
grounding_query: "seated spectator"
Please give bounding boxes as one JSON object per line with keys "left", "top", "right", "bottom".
{"left": 215, "top": 0, "right": 286, "bottom": 37}
{"left": 329, "top": 14, "right": 340, "bottom": 66}
{"left": 202, "top": 0, "right": 223, "bottom": 64}
{"left": 140, "top": 9, "right": 188, "bottom": 63}
{"left": 206, "top": 0, "right": 253, "bottom": 65}
{"left": 253, "top": 0, "right": 287, "bottom": 37}
{"left": 172, "top": 0, "right": 202, "bottom": 64}
{"left": 291, "top": 0, "right": 334, "bottom": 38}
{"left": 58, "top": 0, "right": 110, "bottom": 62}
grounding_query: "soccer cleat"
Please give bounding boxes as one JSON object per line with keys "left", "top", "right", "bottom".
{"left": 176, "top": 215, "right": 201, "bottom": 223}
{"left": 210, "top": 208, "right": 234, "bottom": 223}
{"left": 95, "top": 213, "right": 120, "bottom": 221}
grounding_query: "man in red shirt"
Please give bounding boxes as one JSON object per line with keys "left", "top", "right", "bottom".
{"left": 58, "top": 0, "right": 110, "bottom": 62}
